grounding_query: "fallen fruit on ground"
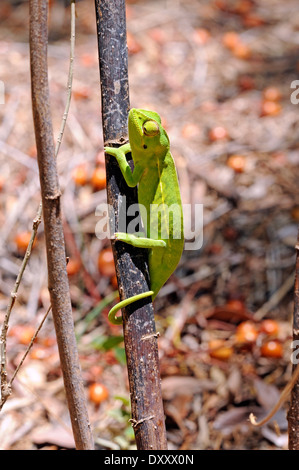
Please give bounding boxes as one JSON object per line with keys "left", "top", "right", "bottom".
{"left": 88, "top": 382, "right": 109, "bottom": 404}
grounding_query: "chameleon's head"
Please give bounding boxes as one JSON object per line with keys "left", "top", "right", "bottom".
{"left": 128, "top": 108, "right": 169, "bottom": 160}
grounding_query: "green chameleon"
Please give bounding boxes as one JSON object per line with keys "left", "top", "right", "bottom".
{"left": 104, "top": 108, "right": 184, "bottom": 324}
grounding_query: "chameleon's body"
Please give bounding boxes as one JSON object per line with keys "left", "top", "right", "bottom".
{"left": 105, "top": 108, "right": 184, "bottom": 324}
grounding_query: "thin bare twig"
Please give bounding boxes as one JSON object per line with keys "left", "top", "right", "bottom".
{"left": 54, "top": 0, "right": 75, "bottom": 158}
{"left": 254, "top": 271, "right": 295, "bottom": 320}
{"left": 249, "top": 237, "right": 299, "bottom": 432}
{"left": 0, "top": 208, "right": 42, "bottom": 406}
{"left": 30, "top": 0, "right": 93, "bottom": 449}
{"left": 0, "top": 0, "right": 77, "bottom": 412}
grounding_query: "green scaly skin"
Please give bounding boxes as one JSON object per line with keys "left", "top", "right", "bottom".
{"left": 104, "top": 108, "right": 184, "bottom": 324}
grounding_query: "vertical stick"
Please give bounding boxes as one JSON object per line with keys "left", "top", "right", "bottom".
{"left": 94, "top": 0, "right": 168, "bottom": 450}
{"left": 288, "top": 230, "right": 299, "bottom": 449}
{"left": 29, "top": 0, "right": 93, "bottom": 450}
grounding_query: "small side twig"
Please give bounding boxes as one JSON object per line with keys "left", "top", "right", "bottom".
{"left": 254, "top": 271, "right": 295, "bottom": 320}
{"left": 54, "top": 0, "right": 75, "bottom": 158}
{"left": 9, "top": 304, "right": 52, "bottom": 390}
{"left": 250, "top": 361, "right": 299, "bottom": 428}
{"left": 249, "top": 235, "right": 299, "bottom": 436}
{"left": 0, "top": 207, "right": 42, "bottom": 405}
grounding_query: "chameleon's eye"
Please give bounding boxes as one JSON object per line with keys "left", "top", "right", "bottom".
{"left": 142, "top": 120, "right": 159, "bottom": 137}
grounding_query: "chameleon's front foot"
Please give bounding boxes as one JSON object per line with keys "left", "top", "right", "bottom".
{"left": 112, "top": 232, "right": 166, "bottom": 248}
{"left": 104, "top": 146, "right": 118, "bottom": 157}
{"left": 104, "top": 142, "right": 131, "bottom": 159}
{"left": 113, "top": 232, "right": 145, "bottom": 242}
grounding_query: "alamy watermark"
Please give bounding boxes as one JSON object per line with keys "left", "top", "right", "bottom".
{"left": 95, "top": 199, "right": 203, "bottom": 251}
{"left": 290, "top": 80, "right": 299, "bottom": 105}
{"left": 291, "top": 341, "right": 299, "bottom": 365}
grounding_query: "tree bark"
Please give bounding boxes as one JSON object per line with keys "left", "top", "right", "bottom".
{"left": 30, "top": 0, "right": 93, "bottom": 450}
{"left": 95, "top": 0, "right": 168, "bottom": 450}
{"left": 288, "top": 229, "right": 299, "bottom": 449}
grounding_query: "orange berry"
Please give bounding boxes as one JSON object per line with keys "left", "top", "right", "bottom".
{"left": 208, "top": 126, "right": 228, "bottom": 142}
{"left": 208, "top": 339, "right": 233, "bottom": 360}
{"left": 14, "top": 231, "right": 35, "bottom": 254}
{"left": 259, "top": 319, "right": 280, "bottom": 337}
{"left": 227, "top": 154, "right": 246, "bottom": 173}
{"left": 88, "top": 383, "right": 109, "bottom": 404}
{"left": 232, "top": 43, "right": 251, "bottom": 60}
{"left": 66, "top": 258, "right": 81, "bottom": 276}
{"left": 98, "top": 248, "right": 115, "bottom": 277}
{"left": 9, "top": 325, "right": 37, "bottom": 346}
{"left": 19, "top": 326, "right": 37, "bottom": 345}
{"left": 193, "top": 28, "right": 211, "bottom": 45}
{"left": 260, "top": 340, "right": 283, "bottom": 358}
{"left": 91, "top": 167, "right": 106, "bottom": 191}
{"left": 261, "top": 101, "right": 282, "bottom": 117}
{"left": 182, "top": 123, "right": 200, "bottom": 139}
{"left": 235, "top": 321, "right": 258, "bottom": 344}
{"left": 222, "top": 31, "right": 240, "bottom": 50}
{"left": 262, "top": 87, "right": 282, "bottom": 102}
{"left": 72, "top": 165, "right": 89, "bottom": 186}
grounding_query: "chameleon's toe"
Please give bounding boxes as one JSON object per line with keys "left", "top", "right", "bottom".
{"left": 104, "top": 147, "right": 114, "bottom": 155}
{"left": 113, "top": 233, "right": 126, "bottom": 241}
{"left": 111, "top": 232, "right": 124, "bottom": 241}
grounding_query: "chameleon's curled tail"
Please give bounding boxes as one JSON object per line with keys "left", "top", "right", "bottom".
{"left": 108, "top": 290, "right": 154, "bottom": 325}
